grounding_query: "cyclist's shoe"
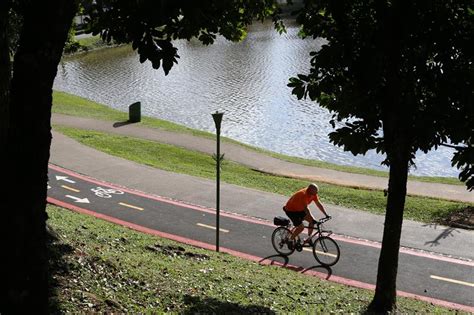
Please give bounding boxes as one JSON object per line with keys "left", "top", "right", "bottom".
{"left": 295, "top": 241, "right": 303, "bottom": 252}
{"left": 287, "top": 239, "right": 295, "bottom": 250}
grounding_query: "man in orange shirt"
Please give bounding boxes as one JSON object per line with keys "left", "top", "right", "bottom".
{"left": 284, "top": 183, "right": 330, "bottom": 246}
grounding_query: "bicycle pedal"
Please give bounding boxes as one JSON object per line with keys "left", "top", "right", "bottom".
{"left": 295, "top": 243, "right": 303, "bottom": 252}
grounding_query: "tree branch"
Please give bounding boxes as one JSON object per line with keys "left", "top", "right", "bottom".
{"left": 440, "top": 143, "right": 470, "bottom": 150}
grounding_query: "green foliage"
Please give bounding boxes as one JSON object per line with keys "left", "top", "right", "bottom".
{"left": 452, "top": 145, "right": 474, "bottom": 191}
{"left": 81, "top": 0, "right": 283, "bottom": 74}
{"left": 289, "top": 0, "right": 473, "bottom": 190}
{"left": 6, "top": 3, "right": 22, "bottom": 56}
{"left": 63, "top": 19, "right": 79, "bottom": 53}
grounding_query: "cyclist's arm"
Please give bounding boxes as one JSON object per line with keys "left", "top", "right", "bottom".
{"left": 315, "top": 200, "right": 329, "bottom": 217}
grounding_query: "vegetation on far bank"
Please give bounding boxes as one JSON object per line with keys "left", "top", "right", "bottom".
{"left": 47, "top": 205, "right": 455, "bottom": 314}
{"left": 53, "top": 125, "right": 472, "bottom": 225}
{"left": 52, "top": 90, "right": 463, "bottom": 186}
{"left": 64, "top": 35, "right": 119, "bottom": 55}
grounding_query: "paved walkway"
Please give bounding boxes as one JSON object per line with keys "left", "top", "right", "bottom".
{"left": 52, "top": 113, "right": 473, "bottom": 203}
{"left": 49, "top": 125, "right": 474, "bottom": 261}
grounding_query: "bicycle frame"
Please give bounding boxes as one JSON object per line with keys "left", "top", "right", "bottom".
{"left": 287, "top": 219, "right": 332, "bottom": 244}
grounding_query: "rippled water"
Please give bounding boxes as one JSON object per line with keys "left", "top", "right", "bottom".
{"left": 54, "top": 20, "right": 457, "bottom": 177}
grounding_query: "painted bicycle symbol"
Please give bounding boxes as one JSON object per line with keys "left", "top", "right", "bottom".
{"left": 91, "top": 186, "right": 124, "bottom": 198}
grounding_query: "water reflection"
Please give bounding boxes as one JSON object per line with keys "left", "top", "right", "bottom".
{"left": 54, "top": 20, "right": 456, "bottom": 177}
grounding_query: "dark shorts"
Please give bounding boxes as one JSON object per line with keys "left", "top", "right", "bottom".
{"left": 283, "top": 208, "right": 306, "bottom": 226}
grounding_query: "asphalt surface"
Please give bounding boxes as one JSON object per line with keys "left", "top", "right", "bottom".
{"left": 49, "top": 131, "right": 474, "bottom": 262}
{"left": 47, "top": 165, "right": 474, "bottom": 309}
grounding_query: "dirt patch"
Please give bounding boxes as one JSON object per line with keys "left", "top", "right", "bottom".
{"left": 146, "top": 243, "right": 210, "bottom": 260}
{"left": 441, "top": 206, "right": 473, "bottom": 230}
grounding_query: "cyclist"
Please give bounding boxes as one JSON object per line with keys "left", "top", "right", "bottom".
{"left": 283, "top": 183, "right": 330, "bottom": 248}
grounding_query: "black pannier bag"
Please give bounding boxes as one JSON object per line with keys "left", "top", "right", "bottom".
{"left": 273, "top": 216, "right": 290, "bottom": 226}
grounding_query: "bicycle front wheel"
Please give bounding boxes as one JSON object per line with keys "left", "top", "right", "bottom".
{"left": 271, "top": 227, "right": 295, "bottom": 256}
{"left": 313, "top": 236, "right": 340, "bottom": 266}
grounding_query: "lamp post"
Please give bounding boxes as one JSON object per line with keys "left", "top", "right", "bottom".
{"left": 212, "top": 111, "right": 223, "bottom": 252}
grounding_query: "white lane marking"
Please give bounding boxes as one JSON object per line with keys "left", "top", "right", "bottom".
{"left": 196, "top": 223, "right": 229, "bottom": 233}
{"left": 119, "top": 202, "right": 144, "bottom": 211}
{"left": 430, "top": 275, "right": 474, "bottom": 287}
{"left": 56, "top": 175, "right": 76, "bottom": 184}
{"left": 65, "top": 195, "right": 90, "bottom": 203}
{"left": 61, "top": 185, "right": 80, "bottom": 193}
{"left": 303, "top": 247, "right": 338, "bottom": 258}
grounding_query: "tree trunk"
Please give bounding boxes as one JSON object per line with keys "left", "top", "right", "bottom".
{"left": 368, "top": 0, "right": 413, "bottom": 311}
{"left": 369, "top": 83, "right": 412, "bottom": 311}
{"left": 0, "top": 0, "right": 76, "bottom": 313}
{"left": 368, "top": 146, "right": 410, "bottom": 312}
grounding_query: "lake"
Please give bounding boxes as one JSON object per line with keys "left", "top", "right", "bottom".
{"left": 54, "top": 19, "right": 456, "bottom": 177}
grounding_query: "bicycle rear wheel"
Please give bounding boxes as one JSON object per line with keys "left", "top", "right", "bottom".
{"left": 271, "top": 227, "right": 295, "bottom": 256}
{"left": 312, "top": 236, "right": 340, "bottom": 266}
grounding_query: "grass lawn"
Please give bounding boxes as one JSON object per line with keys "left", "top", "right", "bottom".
{"left": 52, "top": 90, "right": 463, "bottom": 186}
{"left": 53, "top": 125, "right": 472, "bottom": 224}
{"left": 66, "top": 35, "right": 119, "bottom": 54}
{"left": 76, "top": 35, "right": 103, "bottom": 48}
{"left": 47, "top": 205, "right": 456, "bottom": 313}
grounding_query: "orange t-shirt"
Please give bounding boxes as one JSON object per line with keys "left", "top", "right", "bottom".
{"left": 285, "top": 188, "right": 319, "bottom": 212}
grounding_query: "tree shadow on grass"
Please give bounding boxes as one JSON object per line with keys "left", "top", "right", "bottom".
{"left": 46, "top": 225, "right": 75, "bottom": 314}
{"left": 359, "top": 306, "right": 377, "bottom": 315}
{"left": 182, "top": 295, "right": 275, "bottom": 314}
{"left": 429, "top": 205, "right": 473, "bottom": 230}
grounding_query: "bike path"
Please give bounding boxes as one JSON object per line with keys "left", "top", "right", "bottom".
{"left": 47, "top": 165, "right": 474, "bottom": 311}
{"left": 52, "top": 114, "right": 474, "bottom": 203}
{"left": 49, "top": 131, "right": 474, "bottom": 262}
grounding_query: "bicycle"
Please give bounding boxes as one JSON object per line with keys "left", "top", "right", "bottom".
{"left": 271, "top": 216, "right": 340, "bottom": 266}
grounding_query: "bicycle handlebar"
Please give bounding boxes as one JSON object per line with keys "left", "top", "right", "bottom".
{"left": 317, "top": 216, "right": 332, "bottom": 224}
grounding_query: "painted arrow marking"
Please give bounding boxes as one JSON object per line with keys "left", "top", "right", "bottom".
{"left": 65, "top": 195, "right": 90, "bottom": 204}
{"left": 56, "top": 176, "right": 76, "bottom": 184}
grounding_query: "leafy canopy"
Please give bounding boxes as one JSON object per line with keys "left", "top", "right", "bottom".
{"left": 82, "top": 0, "right": 283, "bottom": 74}
{"left": 288, "top": 0, "right": 473, "bottom": 189}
